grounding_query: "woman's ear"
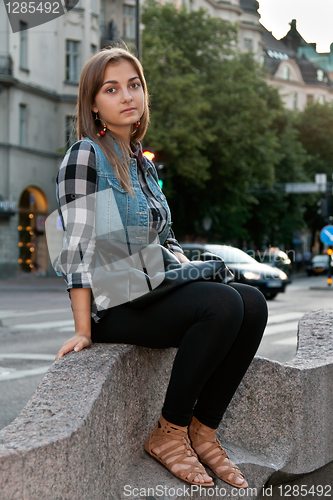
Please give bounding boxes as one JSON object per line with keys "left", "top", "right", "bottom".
{"left": 92, "top": 104, "right": 98, "bottom": 114}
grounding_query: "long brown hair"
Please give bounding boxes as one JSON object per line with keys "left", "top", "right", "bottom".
{"left": 77, "top": 47, "right": 150, "bottom": 194}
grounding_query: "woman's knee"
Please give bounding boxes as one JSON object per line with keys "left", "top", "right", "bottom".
{"left": 229, "top": 283, "right": 268, "bottom": 332}
{"left": 195, "top": 282, "right": 244, "bottom": 325}
{"left": 230, "top": 283, "right": 267, "bottom": 308}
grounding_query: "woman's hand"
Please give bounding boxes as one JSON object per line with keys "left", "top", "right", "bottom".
{"left": 55, "top": 288, "right": 93, "bottom": 360}
{"left": 173, "top": 251, "right": 190, "bottom": 264}
{"left": 55, "top": 333, "right": 92, "bottom": 360}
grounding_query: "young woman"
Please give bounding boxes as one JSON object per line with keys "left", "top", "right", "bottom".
{"left": 54, "top": 47, "right": 268, "bottom": 489}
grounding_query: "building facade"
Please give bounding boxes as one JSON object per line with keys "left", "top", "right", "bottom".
{"left": 262, "top": 20, "right": 333, "bottom": 110}
{"left": 0, "top": 0, "right": 102, "bottom": 277}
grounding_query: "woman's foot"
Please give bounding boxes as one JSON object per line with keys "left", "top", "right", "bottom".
{"left": 144, "top": 415, "right": 214, "bottom": 486}
{"left": 189, "top": 416, "right": 248, "bottom": 488}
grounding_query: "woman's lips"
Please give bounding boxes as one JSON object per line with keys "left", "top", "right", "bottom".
{"left": 121, "top": 108, "right": 136, "bottom": 113}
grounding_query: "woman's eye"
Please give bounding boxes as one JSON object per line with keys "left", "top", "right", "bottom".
{"left": 106, "top": 87, "right": 116, "bottom": 93}
{"left": 130, "top": 82, "right": 140, "bottom": 89}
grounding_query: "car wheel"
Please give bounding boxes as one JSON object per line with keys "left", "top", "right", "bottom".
{"left": 264, "top": 292, "right": 277, "bottom": 300}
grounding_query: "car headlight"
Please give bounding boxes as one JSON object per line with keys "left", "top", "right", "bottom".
{"left": 243, "top": 271, "right": 261, "bottom": 280}
{"left": 279, "top": 271, "right": 288, "bottom": 280}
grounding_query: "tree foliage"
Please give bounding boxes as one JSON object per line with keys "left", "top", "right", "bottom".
{"left": 293, "top": 103, "right": 333, "bottom": 244}
{"left": 295, "top": 102, "right": 333, "bottom": 178}
{"left": 141, "top": 0, "right": 319, "bottom": 247}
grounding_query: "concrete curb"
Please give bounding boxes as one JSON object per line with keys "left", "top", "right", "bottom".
{"left": 0, "top": 310, "right": 332, "bottom": 499}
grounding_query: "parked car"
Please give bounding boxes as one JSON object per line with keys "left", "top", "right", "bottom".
{"left": 181, "top": 243, "right": 289, "bottom": 300}
{"left": 255, "top": 249, "right": 293, "bottom": 283}
{"left": 306, "top": 254, "right": 330, "bottom": 276}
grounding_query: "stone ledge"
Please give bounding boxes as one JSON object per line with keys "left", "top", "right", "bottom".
{"left": 0, "top": 344, "right": 178, "bottom": 500}
{"left": 0, "top": 309, "right": 332, "bottom": 500}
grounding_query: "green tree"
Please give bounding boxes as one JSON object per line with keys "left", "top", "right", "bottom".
{"left": 142, "top": 0, "right": 236, "bottom": 193}
{"left": 141, "top": 0, "right": 309, "bottom": 245}
{"left": 245, "top": 112, "right": 309, "bottom": 249}
{"left": 295, "top": 102, "right": 333, "bottom": 178}
{"left": 294, "top": 102, "right": 333, "bottom": 247}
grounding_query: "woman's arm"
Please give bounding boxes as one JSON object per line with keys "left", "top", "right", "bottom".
{"left": 55, "top": 288, "right": 92, "bottom": 360}
{"left": 173, "top": 251, "right": 190, "bottom": 263}
{"left": 54, "top": 141, "right": 97, "bottom": 360}
{"left": 165, "top": 228, "right": 190, "bottom": 263}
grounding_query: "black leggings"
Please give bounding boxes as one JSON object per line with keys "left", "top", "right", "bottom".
{"left": 91, "top": 282, "right": 268, "bottom": 428}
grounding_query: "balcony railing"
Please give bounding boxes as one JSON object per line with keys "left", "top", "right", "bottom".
{"left": 0, "top": 201, "right": 16, "bottom": 218}
{"left": 0, "top": 55, "right": 13, "bottom": 77}
{"left": 100, "top": 23, "right": 122, "bottom": 46}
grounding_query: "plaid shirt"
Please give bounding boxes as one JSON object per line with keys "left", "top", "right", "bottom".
{"left": 56, "top": 140, "right": 184, "bottom": 321}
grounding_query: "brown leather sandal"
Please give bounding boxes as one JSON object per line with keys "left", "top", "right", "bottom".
{"left": 144, "top": 414, "right": 214, "bottom": 486}
{"left": 189, "top": 416, "right": 248, "bottom": 489}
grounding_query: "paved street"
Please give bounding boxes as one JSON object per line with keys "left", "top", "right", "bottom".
{"left": 0, "top": 273, "right": 332, "bottom": 431}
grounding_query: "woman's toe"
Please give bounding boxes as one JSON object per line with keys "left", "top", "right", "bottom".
{"left": 204, "top": 473, "right": 213, "bottom": 483}
{"left": 194, "top": 474, "right": 204, "bottom": 483}
{"left": 228, "top": 473, "right": 246, "bottom": 485}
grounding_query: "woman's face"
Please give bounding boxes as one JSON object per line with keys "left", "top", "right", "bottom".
{"left": 92, "top": 58, "right": 144, "bottom": 142}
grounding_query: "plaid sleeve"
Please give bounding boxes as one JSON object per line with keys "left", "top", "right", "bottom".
{"left": 165, "top": 227, "right": 184, "bottom": 254}
{"left": 55, "top": 141, "right": 97, "bottom": 289}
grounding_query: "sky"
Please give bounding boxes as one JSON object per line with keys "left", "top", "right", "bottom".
{"left": 258, "top": 0, "right": 333, "bottom": 53}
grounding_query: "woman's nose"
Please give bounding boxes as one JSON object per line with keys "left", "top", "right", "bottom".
{"left": 121, "top": 88, "right": 133, "bottom": 102}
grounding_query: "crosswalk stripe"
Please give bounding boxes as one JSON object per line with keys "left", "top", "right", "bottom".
{"left": 271, "top": 337, "right": 298, "bottom": 346}
{"left": 57, "top": 326, "right": 75, "bottom": 332}
{"left": 10, "top": 320, "right": 74, "bottom": 331}
{"left": 0, "top": 308, "right": 71, "bottom": 320}
{"left": 0, "top": 354, "right": 55, "bottom": 361}
{"left": 267, "top": 312, "right": 304, "bottom": 325}
{"left": 0, "top": 366, "right": 51, "bottom": 382}
{"left": 264, "top": 320, "right": 299, "bottom": 336}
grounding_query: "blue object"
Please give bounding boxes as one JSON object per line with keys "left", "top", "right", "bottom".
{"left": 320, "top": 225, "right": 333, "bottom": 245}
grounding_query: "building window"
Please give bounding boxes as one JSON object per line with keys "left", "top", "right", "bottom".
{"left": 282, "top": 66, "right": 290, "bottom": 80}
{"left": 292, "top": 91, "right": 297, "bottom": 110}
{"left": 244, "top": 39, "right": 253, "bottom": 50}
{"left": 66, "top": 116, "right": 77, "bottom": 147}
{"left": 318, "top": 95, "right": 325, "bottom": 104}
{"left": 20, "top": 22, "right": 28, "bottom": 69}
{"left": 19, "top": 104, "right": 27, "bottom": 147}
{"left": 123, "top": 5, "right": 135, "bottom": 39}
{"left": 90, "top": 0, "right": 96, "bottom": 12}
{"left": 307, "top": 94, "right": 314, "bottom": 103}
{"left": 91, "top": 44, "right": 97, "bottom": 56}
{"left": 317, "top": 69, "right": 324, "bottom": 82}
{"left": 65, "top": 40, "right": 80, "bottom": 83}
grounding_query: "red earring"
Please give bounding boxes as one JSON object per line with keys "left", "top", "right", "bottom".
{"left": 97, "top": 122, "right": 107, "bottom": 137}
{"left": 131, "top": 120, "right": 141, "bottom": 136}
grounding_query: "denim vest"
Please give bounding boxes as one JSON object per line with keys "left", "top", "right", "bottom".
{"left": 80, "top": 136, "right": 172, "bottom": 246}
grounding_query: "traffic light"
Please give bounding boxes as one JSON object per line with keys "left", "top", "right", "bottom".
{"left": 142, "top": 148, "right": 165, "bottom": 190}
{"left": 142, "top": 150, "right": 155, "bottom": 162}
{"left": 317, "top": 197, "right": 328, "bottom": 217}
{"left": 156, "top": 163, "right": 165, "bottom": 190}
